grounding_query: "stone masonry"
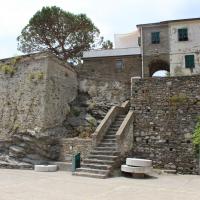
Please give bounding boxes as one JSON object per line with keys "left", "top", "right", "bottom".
{"left": 131, "top": 75, "right": 200, "bottom": 174}
{"left": 0, "top": 53, "right": 77, "bottom": 139}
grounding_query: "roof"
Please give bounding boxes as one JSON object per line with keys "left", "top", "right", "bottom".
{"left": 137, "top": 17, "right": 200, "bottom": 28}
{"left": 83, "top": 47, "right": 141, "bottom": 58}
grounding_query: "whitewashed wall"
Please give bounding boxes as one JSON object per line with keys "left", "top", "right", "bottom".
{"left": 169, "top": 20, "right": 200, "bottom": 76}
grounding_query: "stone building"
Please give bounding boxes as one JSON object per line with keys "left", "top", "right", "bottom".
{"left": 83, "top": 17, "right": 200, "bottom": 77}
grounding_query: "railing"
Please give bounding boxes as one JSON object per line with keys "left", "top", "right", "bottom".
{"left": 92, "top": 100, "right": 130, "bottom": 147}
{"left": 92, "top": 100, "right": 132, "bottom": 154}
{"left": 92, "top": 106, "right": 123, "bottom": 147}
{"left": 116, "top": 110, "right": 134, "bottom": 155}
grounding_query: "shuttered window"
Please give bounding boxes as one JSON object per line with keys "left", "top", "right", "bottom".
{"left": 151, "top": 32, "right": 160, "bottom": 44}
{"left": 185, "top": 55, "right": 195, "bottom": 68}
{"left": 115, "top": 59, "right": 124, "bottom": 72}
{"left": 178, "top": 28, "right": 188, "bottom": 41}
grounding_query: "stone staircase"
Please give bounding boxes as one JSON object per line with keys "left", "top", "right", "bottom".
{"left": 73, "top": 114, "right": 126, "bottom": 178}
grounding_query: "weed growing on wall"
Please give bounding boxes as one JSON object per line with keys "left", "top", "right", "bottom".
{"left": 193, "top": 117, "right": 200, "bottom": 146}
{"left": 169, "top": 94, "right": 188, "bottom": 106}
{"left": 29, "top": 71, "right": 44, "bottom": 82}
{"left": 0, "top": 57, "right": 20, "bottom": 77}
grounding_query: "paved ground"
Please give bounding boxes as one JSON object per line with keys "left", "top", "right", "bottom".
{"left": 0, "top": 169, "right": 200, "bottom": 200}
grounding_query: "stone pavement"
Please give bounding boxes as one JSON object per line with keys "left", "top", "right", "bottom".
{"left": 0, "top": 169, "right": 200, "bottom": 200}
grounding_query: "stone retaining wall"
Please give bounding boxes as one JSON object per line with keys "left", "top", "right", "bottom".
{"left": 0, "top": 53, "right": 77, "bottom": 138}
{"left": 58, "top": 138, "right": 92, "bottom": 161}
{"left": 131, "top": 75, "right": 200, "bottom": 174}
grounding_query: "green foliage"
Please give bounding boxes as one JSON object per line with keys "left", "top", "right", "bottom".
{"left": 193, "top": 117, "right": 200, "bottom": 145}
{"left": 78, "top": 127, "right": 93, "bottom": 139}
{"left": 71, "top": 107, "right": 81, "bottom": 117}
{"left": 169, "top": 94, "right": 188, "bottom": 106}
{"left": 0, "top": 57, "right": 19, "bottom": 77}
{"left": 17, "top": 6, "right": 101, "bottom": 62}
{"left": 101, "top": 40, "right": 113, "bottom": 49}
{"left": 0, "top": 64, "right": 16, "bottom": 76}
{"left": 13, "top": 124, "right": 20, "bottom": 132}
{"left": 29, "top": 71, "right": 44, "bottom": 81}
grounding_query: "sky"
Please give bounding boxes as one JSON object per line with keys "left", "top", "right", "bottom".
{"left": 0, "top": 0, "right": 200, "bottom": 59}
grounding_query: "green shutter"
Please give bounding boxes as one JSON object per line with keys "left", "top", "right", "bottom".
{"left": 185, "top": 55, "right": 195, "bottom": 68}
{"left": 178, "top": 28, "right": 188, "bottom": 41}
{"left": 151, "top": 32, "right": 160, "bottom": 44}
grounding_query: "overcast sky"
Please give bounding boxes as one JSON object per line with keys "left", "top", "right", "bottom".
{"left": 0, "top": 0, "right": 200, "bottom": 59}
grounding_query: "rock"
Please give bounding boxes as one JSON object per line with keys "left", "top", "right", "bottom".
{"left": 9, "top": 145, "right": 25, "bottom": 155}
{"left": 164, "top": 163, "right": 176, "bottom": 170}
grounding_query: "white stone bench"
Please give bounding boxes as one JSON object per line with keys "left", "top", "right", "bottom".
{"left": 126, "top": 158, "right": 152, "bottom": 167}
{"left": 121, "top": 158, "right": 152, "bottom": 176}
{"left": 34, "top": 165, "right": 57, "bottom": 172}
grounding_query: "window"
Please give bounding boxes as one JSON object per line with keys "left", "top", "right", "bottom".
{"left": 151, "top": 32, "right": 160, "bottom": 44}
{"left": 115, "top": 59, "right": 124, "bottom": 72}
{"left": 185, "top": 55, "right": 195, "bottom": 68}
{"left": 138, "top": 37, "right": 141, "bottom": 46}
{"left": 178, "top": 28, "right": 188, "bottom": 41}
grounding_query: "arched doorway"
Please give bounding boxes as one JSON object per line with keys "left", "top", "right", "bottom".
{"left": 148, "top": 59, "right": 170, "bottom": 77}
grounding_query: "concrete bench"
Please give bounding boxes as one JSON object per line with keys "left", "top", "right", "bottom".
{"left": 34, "top": 165, "right": 57, "bottom": 172}
{"left": 121, "top": 158, "right": 152, "bottom": 177}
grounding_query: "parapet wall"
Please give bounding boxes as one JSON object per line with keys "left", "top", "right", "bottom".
{"left": 0, "top": 53, "right": 77, "bottom": 139}
{"left": 131, "top": 75, "right": 200, "bottom": 174}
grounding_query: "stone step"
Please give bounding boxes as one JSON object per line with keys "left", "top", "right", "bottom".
{"left": 81, "top": 163, "right": 112, "bottom": 170}
{"left": 115, "top": 119, "right": 124, "bottom": 122}
{"left": 87, "top": 154, "right": 118, "bottom": 160}
{"left": 104, "top": 135, "right": 116, "bottom": 139}
{"left": 106, "top": 132, "right": 116, "bottom": 135}
{"left": 90, "top": 150, "right": 119, "bottom": 156}
{"left": 95, "top": 146, "right": 117, "bottom": 151}
{"left": 111, "top": 124, "right": 122, "bottom": 127}
{"left": 102, "top": 139, "right": 116, "bottom": 143}
{"left": 98, "top": 143, "right": 117, "bottom": 147}
{"left": 76, "top": 167, "right": 109, "bottom": 175}
{"left": 72, "top": 171, "right": 107, "bottom": 179}
{"left": 116, "top": 117, "right": 126, "bottom": 120}
{"left": 118, "top": 114, "right": 126, "bottom": 117}
{"left": 83, "top": 159, "right": 115, "bottom": 165}
{"left": 109, "top": 127, "right": 119, "bottom": 131}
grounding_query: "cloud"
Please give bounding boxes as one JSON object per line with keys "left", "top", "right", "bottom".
{"left": 0, "top": 0, "right": 200, "bottom": 58}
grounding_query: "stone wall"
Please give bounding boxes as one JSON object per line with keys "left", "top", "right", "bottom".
{"left": 78, "top": 55, "right": 141, "bottom": 106}
{"left": 79, "top": 78, "right": 130, "bottom": 106}
{"left": 0, "top": 53, "right": 77, "bottom": 139}
{"left": 58, "top": 138, "right": 92, "bottom": 161}
{"left": 81, "top": 55, "right": 141, "bottom": 81}
{"left": 131, "top": 76, "right": 200, "bottom": 174}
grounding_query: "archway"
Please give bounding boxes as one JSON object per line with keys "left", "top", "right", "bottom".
{"left": 148, "top": 59, "right": 169, "bottom": 77}
{"left": 152, "top": 70, "right": 169, "bottom": 77}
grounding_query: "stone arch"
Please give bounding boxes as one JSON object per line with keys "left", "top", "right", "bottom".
{"left": 148, "top": 59, "right": 169, "bottom": 77}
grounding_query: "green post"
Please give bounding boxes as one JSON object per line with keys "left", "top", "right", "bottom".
{"left": 72, "top": 153, "right": 81, "bottom": 172}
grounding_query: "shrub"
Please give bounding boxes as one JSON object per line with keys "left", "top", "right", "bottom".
{"left": 193, "top": 117, "right": 200, "bottom": 145}
{"left": 169, "top": 94, "right": 188, "bottom": 106}
{"left": 0, "top": 64, "right": 16, "bottom": 76}
{"left": 0, "top": 57, "right": 20, "bottom": 77}
{"left": 29, "top": 71, "right": 44, "bottom": 81}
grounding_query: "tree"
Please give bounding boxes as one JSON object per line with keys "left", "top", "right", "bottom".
{"left": 101, "top": 40, "right": 113, "bottom": 49}
{"left": 17, "top": 6, "right": 101, "bottom": 62}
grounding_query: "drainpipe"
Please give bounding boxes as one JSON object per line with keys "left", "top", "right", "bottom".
{"left": 140, "top": 27, "right": 144, "bottom": 78}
